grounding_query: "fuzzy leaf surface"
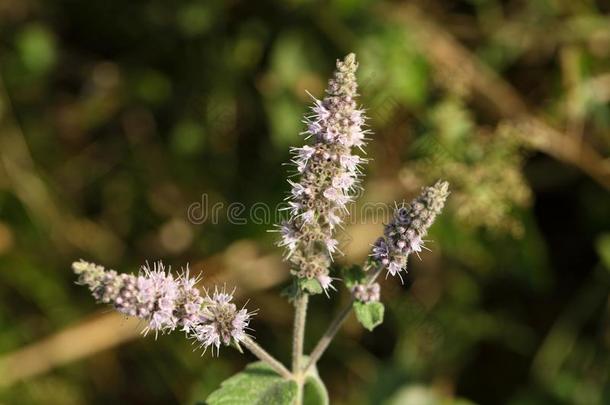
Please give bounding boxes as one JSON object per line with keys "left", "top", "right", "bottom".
{"left": 303, "top": 368, "right": 329, "bottom": 405}
{"left": 206, "top": 362, "right": 297, "bottom": 405}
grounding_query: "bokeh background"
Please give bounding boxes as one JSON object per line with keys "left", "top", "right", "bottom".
{"left": 1, "top": 0, "right": 610, "bottom": 404}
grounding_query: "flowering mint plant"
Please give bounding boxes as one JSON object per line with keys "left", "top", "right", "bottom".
{"left": 72, "top": 53, "right": 449, "bottom": 404}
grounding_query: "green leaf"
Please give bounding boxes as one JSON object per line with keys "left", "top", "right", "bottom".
{"left": 206, "top": 362, "right": 297, "bottom": 405}
{"left": 303, "top": 371, "right": 329, "bottom": 405}
{"left": 299, "top": 356, "right": 328, "bottom": 405}
{"left": 353, "top": 301, "right": 385, "bottom": 331}
{"left": 342, "top": 265, "right": 366, "bottom": 289}
{"left": 299, "top": 278, "right": 323, "bottom": 295}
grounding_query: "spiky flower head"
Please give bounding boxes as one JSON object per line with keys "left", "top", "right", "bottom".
{"left": 72, "top": 260, "right": 253, "bottom": 353}
{"left": 277, "top": 53, "right": 369, "bottom": 294}
{"left": 371, "top": 181, "right": 450, "bottom": 278}
{"left": 192, "top": 287, "right": 253, "bottom": 354}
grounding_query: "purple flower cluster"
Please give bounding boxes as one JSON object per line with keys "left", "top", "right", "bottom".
{"left": 72, "top": 260, "right": 253, "bottom": 353}
{"left": 192, "top": 288, "right": 251, "bottom": 353}
{"left": 371, "top": 181, "right": 450, "bottom": 278}
{"left": 278, "top": 53, "right": 368, "bottom": 293}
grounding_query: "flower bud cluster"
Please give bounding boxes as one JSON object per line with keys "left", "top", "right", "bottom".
{"left": 353, "top": 282, "right": 380, "bottom": 303}
{"left": 371, "top": 181, "right": 450, "bottom": 277}
{"left": 73, "top": 260, "right": 253, "bottom": 353}
{"left": 278, "top": 53, "right": 368, "bottom": 293}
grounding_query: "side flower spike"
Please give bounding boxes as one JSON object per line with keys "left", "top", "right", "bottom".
{"left": 371, "top": 181, "right": 450, "bottom": 279}
{"left": 72, "top": 260, "right": 254, "bottom": 354}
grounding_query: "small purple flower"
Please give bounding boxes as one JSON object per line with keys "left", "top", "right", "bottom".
{"left": 316, "top": 274, "right": 336, "bottom": 296}
{"left": 139, "top": 262, "right": 179, "bottom": 335}
{"left": 332, "top": 172, "right": 355, "bottom": 190}
{"left": 340, "top": 154, "right": 361, "bottom": 172}
{"left": 231, "top": 309, "right": 250, "bottom": 341}
{"left": 325, "top": 238, "right": 339, "bottom": 255}
{"left": 291, "top": 145, "right": 315, "bottom": 173}
{"left": 387, "top": 261, "right": 403, "bottom": 277}
{"left": 174, "top": 267, "right": 204, "bottom": 334}
{"left": 372, "top": 238, "right": 390, "bottom": 265}
{"left": 279, "top": 222, "right": 300, "bottom": 254}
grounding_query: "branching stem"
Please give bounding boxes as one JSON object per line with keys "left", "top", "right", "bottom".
{"left": 242, "top": 336, "right": 293, "bottom": 380}
{"left": 302, "top": 265, "right": 383, "bottom": 375}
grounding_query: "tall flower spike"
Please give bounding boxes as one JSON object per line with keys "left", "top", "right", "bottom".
{"left": 371, "top": 181, "right": 450, "bottom": 278}
{"left": 277, "top": 53, "right": 369, "bottom": 294}
{"left": 72, "top": 260, "right": 253, "bottom": 353}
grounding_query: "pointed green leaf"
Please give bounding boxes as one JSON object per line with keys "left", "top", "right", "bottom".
{"left": 206, "top": 362, "right": 297, "bottom": 405}
{"left": 353, "top": 301, "right": 385, "bottom": 331}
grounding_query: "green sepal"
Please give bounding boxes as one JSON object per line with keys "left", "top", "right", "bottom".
{"left": 298, "top": 278, "right": 323, "bottom": 295}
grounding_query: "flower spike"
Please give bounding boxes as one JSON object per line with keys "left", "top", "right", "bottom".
{"left": 277, "top": 53, "right": 369, "bottom": 295}
{"left": 371, "top": 181, "right": 450, "bottom": 278}
{"left": 72, "top": 260, "right": 253, "bottom": 354}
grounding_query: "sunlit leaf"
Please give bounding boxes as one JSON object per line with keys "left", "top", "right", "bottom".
{"left": 206, "top": 362, "right": 297, "bottom": 405}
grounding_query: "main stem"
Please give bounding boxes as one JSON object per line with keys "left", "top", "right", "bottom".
{"left": 292, "top": 293, "right": 309, "bottom": 405}
{"left": 242, "top": 336, "right": 293, "bottom": 380}
{"left": 292, "top": 293, "right": 309, "bottom": 373}
{"left": 302, "top": 265, "right": 383, "bottom": 375}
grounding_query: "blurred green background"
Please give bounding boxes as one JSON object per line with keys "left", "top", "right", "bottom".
{"left": 1, "top": 0, "right": 610, "bottom": 404}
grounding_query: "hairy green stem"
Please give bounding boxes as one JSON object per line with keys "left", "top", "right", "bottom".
{"left": 242, "top": 336, "right": 293, "bottom": 380}
{"left": 292, "top": 293, "right": 309, "bottom": 405}
{"left": 302, "top": 265, "right": 383, "bottom": 375}
{"left": 292, "top": 293, "right": 309, "bottom": 373}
